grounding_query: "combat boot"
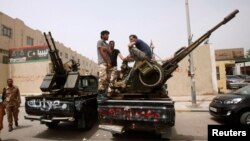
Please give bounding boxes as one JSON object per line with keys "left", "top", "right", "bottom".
{"left": 9, "top": 126, "right": 13, "bottom": 132}
{"left": 15, "top": 121, "right": 18, "bottom": 127}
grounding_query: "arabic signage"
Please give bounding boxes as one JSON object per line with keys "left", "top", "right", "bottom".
{"left": 9, "top": 45, "right": 49, "bottom": 63}
{"left": 215, "top": 48, "right": 244, "bottom": 61}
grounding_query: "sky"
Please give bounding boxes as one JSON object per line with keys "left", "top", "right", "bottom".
{"left": 0, "top": 0, "right": 250, "bottom": 66}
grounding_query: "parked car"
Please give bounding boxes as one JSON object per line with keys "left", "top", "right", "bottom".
{"left": 237, "top": 75, "right": 250, "bottom": 83}
{"left": 209, "top": 85, "right": 250, "bottom": 125}
{"left": 226, "top": 75, "right": 247, "bottom": 89}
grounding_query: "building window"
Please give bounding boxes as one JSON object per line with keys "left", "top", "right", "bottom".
{"left": 2, "top": 25, "right": 12, "bottom": 38}
{"left": 26, "top": 36, "right": 34, "bottom": 46}
{"left": 59, "top": 52, "right": 63, "bottom": 57}
{"left": 2, "top": 55, "right": 9, "bottom": 64}
{"left": 0, "top": 49, "right": 9, "bottom": 55}
{"left": 216, "top": 66, "right": 220, "bottom": 80}
{"left": 77, "top": 59, "right": 80, "bottom": 63}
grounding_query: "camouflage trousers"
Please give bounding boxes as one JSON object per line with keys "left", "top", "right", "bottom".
{"left": 129, "top": 47, "right": 149, "bottom": 61}
{"left": 6, "top": 105, "right": 19, "bottom": 128}
{"left": 98, "top": 64, "right": 113, "bottom": 91}
{"left": 107, "top": 66, "right": 118, "bottom": 93}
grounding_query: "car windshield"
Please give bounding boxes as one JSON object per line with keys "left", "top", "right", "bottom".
{"left": 233, "top": 85, "right": 250, "bottom": 95}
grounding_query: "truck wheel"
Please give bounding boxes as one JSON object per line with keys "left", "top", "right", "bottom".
{"left": 240, "top": 112, "right": 250, "bottom": 125}
{"left": 45, "top": 121, "right": 60, "bottom": 129}
{"left": 78, "top": 107, "right": 96, "bottom": 130}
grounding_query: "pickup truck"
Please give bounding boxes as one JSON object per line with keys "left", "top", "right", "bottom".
{"left": 25, "top": 75, "right": 98, "bottom": 130}
{"left": 24, "top": 32, "right": 98, "bottom": 130}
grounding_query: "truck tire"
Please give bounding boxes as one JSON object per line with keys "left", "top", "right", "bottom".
{"left": 45, "top": 121, "right": 60, "bottom": 129}
{"left": 78, "top": 107, "right": 96, "bottom": 130}
{"left": 240, "top": 111, "right": 250, "bottom": 125}
{"left": 138, "top": 63, "right": 164, "bottom": 88}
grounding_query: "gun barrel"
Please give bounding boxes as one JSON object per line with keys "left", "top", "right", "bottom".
{"left": 162, "top": 9, "right": 239, "bottom": 76}
{"left": 43, "top": 32, "right": 66, "bottom": 75}
{"left": 223, "top": 9, "right": 239, "bottom": 24}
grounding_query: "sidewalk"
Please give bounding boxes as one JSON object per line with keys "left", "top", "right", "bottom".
{"left": 171, "top": 94, "right": 217, "bottom": 112}
{"left": 20, "top": 94, "right": 217, "bottom": 112}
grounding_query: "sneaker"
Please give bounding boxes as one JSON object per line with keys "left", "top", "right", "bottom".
{"left": 15, "top": 121, "right": 18, "bottom": 127}
{"left": 9, "top": 126, "right": 13, "bottom": 132}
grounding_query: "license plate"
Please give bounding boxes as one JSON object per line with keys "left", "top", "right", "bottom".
{"left": 209, "top": 107, "right": 217, "bottom": 112}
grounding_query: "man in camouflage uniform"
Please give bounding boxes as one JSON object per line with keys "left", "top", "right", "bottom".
{"left": 2, "top": 78, "right": 21, "bottom": 132}
{"left": 97, "top": 30, "right": 112, "bottom": 100}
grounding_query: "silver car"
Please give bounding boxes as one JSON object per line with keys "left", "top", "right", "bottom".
{"left": 226, "top": 75, "right": 248, "bottom": 89}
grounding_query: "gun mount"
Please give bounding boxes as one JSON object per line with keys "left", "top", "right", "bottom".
{"left": 40, "top": 32, "right": 80, "bottom": 92}
{"left": 115, "top": 9, "right": 239, "bottom": 94}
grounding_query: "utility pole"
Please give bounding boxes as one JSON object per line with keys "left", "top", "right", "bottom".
{"left": 185, "top": 0, "right": 196, "bottom": 105}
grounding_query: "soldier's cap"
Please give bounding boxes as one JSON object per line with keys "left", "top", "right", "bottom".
{"left": 101, "top": 30, "right": 110, "bottom": 36}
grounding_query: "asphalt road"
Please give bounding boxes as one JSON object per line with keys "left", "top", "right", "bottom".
{"left": 1, "top": 107, "right": 222, "bottom": 141}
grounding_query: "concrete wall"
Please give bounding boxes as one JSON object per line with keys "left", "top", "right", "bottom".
{"left": 9, "top": 61, "right": 49, "bottom": 95}
{"left": 0, "top": 64, "right": 9, "bottom": 91}
{"left": 167, "top": 44, "right": 218, "bottom": 96}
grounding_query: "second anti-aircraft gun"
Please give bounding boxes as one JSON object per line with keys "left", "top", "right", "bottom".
{"left": 25, "top": 32, "right": 98, "bottom": 130}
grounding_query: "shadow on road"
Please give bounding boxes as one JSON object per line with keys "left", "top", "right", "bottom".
{"left": 14, "top": 125, "right": 33, "bottom": 130}
{"left": 33, "top": 122, "right": 99, "bottom": 141}
{"left": 110, "top": 127, "right": 205, "bottom": 141}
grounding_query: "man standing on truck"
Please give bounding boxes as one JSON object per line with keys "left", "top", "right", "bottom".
{"left": 2, "top": 78, "right": 21, "bottom": 132}
{"left": 97, "top": 30, "right": 112, "bottom": 100}
{"left": 107, "top": 40, "right": 125, "bottom": 96}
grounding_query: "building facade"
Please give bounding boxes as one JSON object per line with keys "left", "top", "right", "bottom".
{"left": 0, "top": 11, "right": 98, "bottom": 95}
{"left": 215, "top": 48, "right": 244, "bottom": 93}
{"left": 167, "top": 44, "right": 218, "bottom": 96}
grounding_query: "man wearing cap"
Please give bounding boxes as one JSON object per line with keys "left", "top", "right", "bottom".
{"left": 97, "top": 30, "right": 112, "bottom": 100}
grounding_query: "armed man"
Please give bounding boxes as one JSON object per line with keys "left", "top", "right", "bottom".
{"left": 2, "top": 78, "right": 21, "bottom": 132}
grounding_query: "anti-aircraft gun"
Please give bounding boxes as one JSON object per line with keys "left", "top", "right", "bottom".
{"left": 24, "top": 32, "right": 98, "bottom": 130}
{"left": 115, "top": 9, "right": 239, "bottom": 95}
{"left": 39, "top": 32, "right": 81, "bottom": 93}
{"left": 98, "top": 10, "right": 239, "bottom": 139}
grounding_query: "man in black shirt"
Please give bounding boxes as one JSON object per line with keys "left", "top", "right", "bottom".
{"left": 108, "top": 40, "right": 125, "bottom": 95}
